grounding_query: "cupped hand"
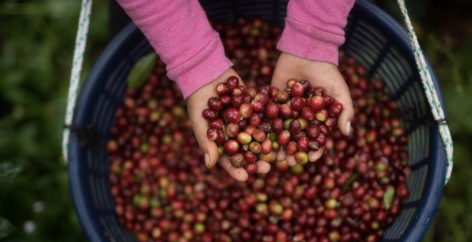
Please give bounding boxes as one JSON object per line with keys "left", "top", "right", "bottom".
{"left": 187, "top": 68, "right": 271, "bottom": 181}
{"left": 271, "top": 52, "right": 354, "bottom": 166}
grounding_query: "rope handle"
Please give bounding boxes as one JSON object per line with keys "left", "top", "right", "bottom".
{"left": 62, "top": 0, "right": 453, "bottom": 184}
{"left": 397, "top": 0, "right": 453, "bottom": 184}
{"left": 62, "top": 0, "right": 92, "bottom": 162}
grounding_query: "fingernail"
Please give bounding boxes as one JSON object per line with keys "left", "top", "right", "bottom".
{"left": 204, "top": 153, "right": 210, "bottom": 167}
{"left": 345, "top": 121, "right": 351, "bottom": 135}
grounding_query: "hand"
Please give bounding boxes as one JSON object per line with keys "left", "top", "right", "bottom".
{"left": 187, "top": 68, "right": 271, "bottom": 181}
{"left": 271, "top": 52, "right": 354, "bottom": 166}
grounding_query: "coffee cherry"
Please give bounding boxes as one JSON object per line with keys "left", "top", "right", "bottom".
{"left": 232, "top": 95, "right": 244, "bottom": 108}
{"left": 249, "top": 142, "right": 262, "bottom": 154}
{"left": 323, "top": 95, "right": 334, "bottom": 106}
{"left": 301, "top": 107, "right": 315, "bottom": 121}
{"left": 226, "top": 122, "right": 240, "bottom": 138}
{"left": 245, "top": 163, "right": 258, "bottom": 174}
{"left": 209, "top": 118, "right": 224, "bottom": 129}
{"left": 265, "top": 102, "right": 279, "bottom": 119}
{"left": 276, "top": 90, "right": 290, "bottom": 103}
{"left": 289, "top": 120, "right": 302, "bottom": 134}
{"left": 297, "top": 137, "right": 309, "bottom": 151}
{"left": 316, "top": 134, "right": 327, "bottom": 147}
{"left": 279, "top": 104, "right": 293, "bottom": 119}
{"left": 208, "top": 97, "right": 223, "bottom": 111}
{"left": 251, "top": 100, "right": 265, "bottom": 113}
{"left": 329, "top": 103, "right": 343, "bottom": 117}
{"left": 240, "top": 103, "right": 253, "bottom": 118}
{"left": 207, "top": 128, "right": 218, "bottom": 141}
{"left": 243, "top": 151, "right": 256, "bottom": 163}
{"left": 219, "top": 95, "right": 231, "bottom": 106}
{"left": 216, "top": 83, "right": 231, "bottom": 95}
{"left": 286, "top": 141, "right": 298, "bottom": 155}
{"left": 291, "top": 97, "right": 305, "bottom": 112}
{"left": 397, "top": 183, "right": 410, "bottom": 199}
{"left": 272, "top": 118, "right": 284, "bottom": 134}
{"left": 253, "top": 129, "right": 267, "bottom": 142}
{"left": 295, "top": 151, "right": 308, "bottom": 165}
{"left": 261, "top": 139, "right": 273, "bottom": 155}
{"left": 215, "top": 129, "right": 225, "bottom": 145}
{"left": 224, "top": 139, "right": 239, "bottom": 154}
{"left": 315, "top": 109, "right": 328, "bottom": 122}
{"left": 249, "top": 113, "right": 262, "bottom": 126}
{"left": 225, "top": 108, "right": 242, "bottom": 123}
{"left": 309, "top": 96, "right": 325, "bottom": 112}
{"left": 231, "top": 153, "right": 246, "bottom": 167}
{"left": 255, "top": 93, "right": 270, "bottom": 105}
{"left": 291, "top": 83, "right": 305, "bottom": 97}
{"left": 202, "top": 108, "right": 216, "bottom": 120}
{"left": 277, "top": 130, "right": 291, "bottom": 146}
{"left": 313, "top": 87, "right": 325, "bottom": 96}
{"left": 287, "top": 79, "right": 297, "bottom": 88}
{"left": 237, "top": 132, "right": 252, "bottom": 144}
{"left": 227, "top": 76, "right": 240, "bottom": 88}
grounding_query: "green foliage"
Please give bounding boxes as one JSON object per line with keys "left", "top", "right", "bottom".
{"left": 0, "top": 162, "right": 22, "bottom": 186}
{"left": 421, "top": 34, "right": 472, "bottom": 242}
{"left": 0, "top": 217, "right": 15, "bottom": 240}
{"left": 0, "top": 0, "right": 108, "bottom": 241}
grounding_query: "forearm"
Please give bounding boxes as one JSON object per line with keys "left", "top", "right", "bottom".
{"left": 117, "top": 0, "right": 232, "bottom": 99}
{"left": 277, "top": 0, "right": 355, "bottom": 65}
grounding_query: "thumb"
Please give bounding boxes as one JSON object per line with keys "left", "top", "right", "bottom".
{"left": 331, "top": 81, "right": 354, "bottom": 136}
{"left": 199, "top": 135, "right": 220, "bottom": 169}
{"left": 188, "top": 103, "right": 220, "bottom": 168}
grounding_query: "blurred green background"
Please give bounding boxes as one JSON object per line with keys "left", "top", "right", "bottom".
{"left": 0, "top": 0, "right": 470, "bottom": 241}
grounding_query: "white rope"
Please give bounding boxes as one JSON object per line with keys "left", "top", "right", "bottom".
{"left": 397, "top": 0, "right": 453, "bottom": 184}
{"left": 62, "top": 0, "right": 92, "bottom": 162}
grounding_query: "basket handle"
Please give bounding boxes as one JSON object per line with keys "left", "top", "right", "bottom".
{"left": 62, "top": 0, "right": 92, "bottom": 162}
{"left": 397, "top": 0, "right": 453, "bottom": 184}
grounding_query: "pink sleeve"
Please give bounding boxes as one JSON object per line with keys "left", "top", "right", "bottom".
{"left": 116, "top": 0, "right": 233, "bottom": 99}
{"left": 277, "top": 0, "right": 355, "bottom": 66}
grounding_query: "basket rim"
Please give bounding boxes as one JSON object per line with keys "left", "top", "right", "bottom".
{"left": 350, "top": 1, "right": 446, "bottom": 241}
{"left": 68, "top": 0, "right": 447, "bottom": 241}
{"left": 68, "top": 22, "right": 143, "bottom": 242}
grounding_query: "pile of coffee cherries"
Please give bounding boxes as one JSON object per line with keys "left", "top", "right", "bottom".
{"left": 204, "top": 77, "right": 344, "bottom": 174}
{"left": 106, "top": 18, "right": 411, "bottom": 242}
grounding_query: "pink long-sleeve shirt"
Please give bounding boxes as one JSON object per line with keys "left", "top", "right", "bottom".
{"left": 117, "top": 0, "right": 355, "bottom": 99}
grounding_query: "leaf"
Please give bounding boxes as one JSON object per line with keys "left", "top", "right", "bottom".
{"left": 342, "top": 173, "right": 358, "bottom": 191}
{"left": 0, "top": 216, "right": 15, "bottom": 239}
{"left": 384, "top": 187, "right": 396, "bottom": 210}
{"left": 0, "top": 162, "right": 21, "bottom": 186}
{"left": 127, "top": 52, "right": 157, "bottom": 89}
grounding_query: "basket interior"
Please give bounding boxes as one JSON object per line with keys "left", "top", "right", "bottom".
{"left": 70, "top": 0, "right": 446, "bottom": 241}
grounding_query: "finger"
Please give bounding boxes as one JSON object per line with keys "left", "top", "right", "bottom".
{"left": 286, "top": 155, "right": 297, "bottom": 166}
{"left": 256, "top": 161, "right": 271, "bottom": 174}
{"left": 218, "top": 155, "right": 248, "bottom": 182}
{"left": 276, "top": 150, "right": 287, "bottom": 162}
{"left": 308, "top": 148, "right": 324, "bottom": 162}
{"left": 192, "top": 113, "right": 220, "bottom": 169}
{"left": 330, "top": 81, "right": 354, "bottom": 136}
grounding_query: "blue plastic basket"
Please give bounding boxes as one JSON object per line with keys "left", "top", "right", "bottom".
{"left": 68, "top": 0, "right": 447, "bottom": 241}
